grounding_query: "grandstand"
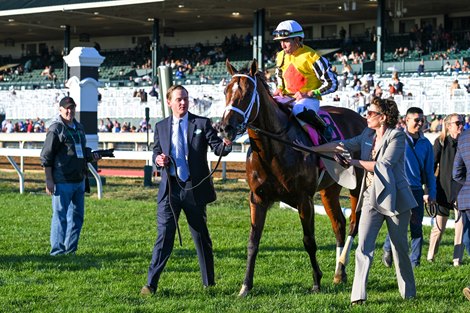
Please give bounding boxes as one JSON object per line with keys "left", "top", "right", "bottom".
{"left": 0, "top": 0, "right": 469, "bottom": 121}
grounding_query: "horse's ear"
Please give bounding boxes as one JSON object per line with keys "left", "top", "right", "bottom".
{"left": 226, "top": 59, "right": 237, "bottom": 76}
{"left": 250, "top": 59, "right": 258, "bottom": 76}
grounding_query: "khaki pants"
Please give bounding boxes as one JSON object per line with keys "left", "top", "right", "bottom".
{"left": 427, "top": 208, "right": 464, "bottom": 265}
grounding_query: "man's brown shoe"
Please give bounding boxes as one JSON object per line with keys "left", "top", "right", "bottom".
{"left": 463, "top": 286, "right": 470, "bottom": 301}
{"left": 140, "top": 285, "right": 155, "bottom": 296}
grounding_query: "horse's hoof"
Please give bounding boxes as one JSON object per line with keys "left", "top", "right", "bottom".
{"left": 310, "top": 285, "right": 321, "bottom": 293}
{"left": 238, "top": 284, "right": 250, "bottom": 297}
{"left": 333, "top": 273, "right": 347, "bottom": 284}
{"left": 333, "top": 274, "right": 342, "bottom": 285}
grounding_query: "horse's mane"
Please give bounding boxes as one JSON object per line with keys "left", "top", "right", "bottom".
{"left": 254, "top": 71, "right": 292, "bottom": 117}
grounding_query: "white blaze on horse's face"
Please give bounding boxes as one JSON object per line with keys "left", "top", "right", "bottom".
{"left": 232, "top": 82, "right": 239, "bottom": 93}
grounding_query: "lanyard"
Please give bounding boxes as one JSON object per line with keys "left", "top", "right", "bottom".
{"left": 66, "top": 125, "right": 81, "bottom": 146}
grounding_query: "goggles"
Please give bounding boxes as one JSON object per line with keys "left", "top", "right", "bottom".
{"left": 272, "top": 29, "right": 303, "bottom": 39}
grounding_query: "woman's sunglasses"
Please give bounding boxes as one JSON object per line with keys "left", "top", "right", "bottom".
{"left": 450, "top": 120, "right": 463, "bottom": 127}
{"left": 366, "top": 110, "right": 382, "bottom": 117}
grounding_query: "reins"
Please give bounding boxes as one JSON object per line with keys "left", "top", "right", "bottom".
{"left": 225, "top": 72, "right": 346, "bottom": 166}
{"left": 247, "top": 125, "right": 342, "bottom": 163}
{"left": 163, "top": 145, "right": 226, "bottom": 247}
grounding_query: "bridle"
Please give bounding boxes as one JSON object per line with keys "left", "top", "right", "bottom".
{"left": 223, "top": 74, "right": 260, "bottom": 134}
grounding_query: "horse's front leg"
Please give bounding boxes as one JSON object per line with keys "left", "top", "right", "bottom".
{"left": 239, "top": 191, "right": 269, "bottom": 297}
{"left": 319, "top": 184, "right": 348, "bottom": 284}
{"left": 298, "top": 196, "right": 323, "bottom": 293}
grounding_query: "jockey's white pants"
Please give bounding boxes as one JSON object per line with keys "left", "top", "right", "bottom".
{"left": 274, "top": 95, "right": 320, "bottom": 116}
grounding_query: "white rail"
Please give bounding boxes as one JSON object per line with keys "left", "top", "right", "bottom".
{"left": 0, "top": 148, "right": 247, "bottom": 198}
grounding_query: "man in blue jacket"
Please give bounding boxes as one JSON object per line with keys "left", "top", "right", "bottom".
{"left": 383, "top": 107, "right": 436, "bottom": 268}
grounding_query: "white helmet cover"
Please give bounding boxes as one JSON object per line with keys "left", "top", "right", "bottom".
{"left": 273, "top": 20, "right": 304, "bottom": 40}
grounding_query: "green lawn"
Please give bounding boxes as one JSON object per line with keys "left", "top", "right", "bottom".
{"left": 1, "top": 171, "right": 469, "bottom": 312}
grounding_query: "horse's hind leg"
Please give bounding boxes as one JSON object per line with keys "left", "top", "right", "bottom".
{"left": 319, "top": 183, "right": 348, "bottom": 284}
{"left": 239, "top": 192, "right": 270, "bottom": 297}
{"left": 298, "top": 196, "right": 323, "bottom": 293}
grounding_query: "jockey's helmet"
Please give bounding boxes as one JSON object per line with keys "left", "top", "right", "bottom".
{"left": 273, "top": 20, "right": 304, "bottom": 40}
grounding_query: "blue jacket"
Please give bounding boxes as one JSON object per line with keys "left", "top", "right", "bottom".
{"left": 404, "top": 131, "right": 436, "bottom": 199}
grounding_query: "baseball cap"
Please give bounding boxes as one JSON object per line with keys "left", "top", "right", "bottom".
{"left": 59, "top": 96, "right": 76, "bottom": 108}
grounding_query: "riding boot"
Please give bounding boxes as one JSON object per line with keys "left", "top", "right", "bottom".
{"left": 296, "top": 109, "right": 332, "bottom": 141}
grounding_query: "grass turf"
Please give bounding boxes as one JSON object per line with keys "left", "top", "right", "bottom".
{"left": 0, "top": 171, "right": 469, "bottom": 312}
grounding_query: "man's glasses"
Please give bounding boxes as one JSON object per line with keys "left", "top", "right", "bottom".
{"left": 450, "top": 120, "right": 463, "bottom": 127}
{"left": 272, "top": 29, "right": 303, "bottom": 39}
{"left": 366, "top": 110, "right": 382, "bottom": 117}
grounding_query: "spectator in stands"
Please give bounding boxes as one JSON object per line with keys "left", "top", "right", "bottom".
{"left": 40, "top": 96, "right": 101, "bottom": 256}
{"left": 417, "top": 60, "right": 425, "bottom": 75}
{"left": 373, "top": 84, "right": 383, "bottom": 99}
{"left": 272, "top": 20, "right": 338, "bottom": 141}
{"left": 393, "top": 77, "right": 404, "bottom": 95}
{"left": 338, "top": 72, "right": 348, "bottom": 91}
{"left": 113, "top": 120, "right": 121, "bottom": 133}
{"left": 452, "top": 60, "right": 462, "bottom": 73}
{"left": 24, "top": 119, "right": 32, "bottom": 133}
{"left": 443, "top": 61, "right": 452, "bottom": 74}
{"left": 24, "top": 59, "right": 32, "bottom": 73}
{"left": 121, "top": 122, "right": 130, "bottom": 132}
{"left": 464, "top": 115, "right": 470, "bottom": 131}
{"left": 342, "top": 60, "right": 352, "bottom": 75}
{"left": 365, "top": 73, "right": 374, "bottom": 88}
{"left": 98, "top": 119, "right": 108, "bottom": 132}
{"left": 462, "top": 60, "right": 469, "bottom": 73}
{"left": 450, "top": 79, "right": 461, "bottom": 97}
{"left": 175, "top": 66, "right": 186, "bottom": 79}
{"left": 2, "top": 120, "right": 14, "bottom": 133}
{"left": 41, "top": 65, "right": 55, "bottom": 81}
{"left": 105, "top": 118, "right": 113, "bottom": 132}
{"left": 464, "top": 76, "right": 470, "bottom": 94}
{"left": 430, "top": 115, "right": 443, "bottom": 133}
{"left": 427, "top": 113, "right": 464, "bottom": 266}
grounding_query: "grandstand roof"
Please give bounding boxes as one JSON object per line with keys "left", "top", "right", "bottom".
{"left": 0, "top": 0, "right": 468, "bottom": 43}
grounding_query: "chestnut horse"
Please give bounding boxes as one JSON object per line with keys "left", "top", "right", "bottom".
{"left": 219, "top": 60, "right": 367, "bottom": 296}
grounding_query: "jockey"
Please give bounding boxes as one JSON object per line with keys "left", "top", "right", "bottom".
{"left": 272, "top": 20, "right": 338, "bottom": 141}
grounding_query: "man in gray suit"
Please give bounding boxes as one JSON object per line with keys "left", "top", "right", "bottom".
{"left": 141, "top": 85, "right": 232, "bottom": 296}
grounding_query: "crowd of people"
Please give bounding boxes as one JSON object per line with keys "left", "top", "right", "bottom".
{"left": 2, "top": 19, "right": 470, "bottom": 305}
{"left": 1, "top": 117, "right": 46, "bottom": 133}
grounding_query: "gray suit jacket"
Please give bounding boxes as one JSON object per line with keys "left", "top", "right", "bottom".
{"left": 153, "top": 112, "right": 230, "bottom": 205}
{"left": 342, "top": 127, "right": 417, "bottom": 216}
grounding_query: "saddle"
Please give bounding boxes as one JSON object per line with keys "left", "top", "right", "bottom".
{"left": 305, "top": 110, "right": 344, "bottom": 145}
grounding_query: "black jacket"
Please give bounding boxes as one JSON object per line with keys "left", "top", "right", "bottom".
{"left": 40, "top": 115, "right": 92, "bottom": 183}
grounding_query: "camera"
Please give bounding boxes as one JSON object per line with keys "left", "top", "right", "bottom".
{"left": 92, "top": 148, "right": 115, "bottom": 158}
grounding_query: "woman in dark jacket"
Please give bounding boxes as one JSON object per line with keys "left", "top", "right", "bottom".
{"left": 427, "top": 113, "right": 464, "bottom": 266}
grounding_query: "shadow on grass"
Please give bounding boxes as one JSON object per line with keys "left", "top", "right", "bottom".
{"left": 0, "top": 251, "right": 142, "bottom": 271}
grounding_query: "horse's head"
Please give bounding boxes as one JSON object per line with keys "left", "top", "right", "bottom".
{"left": 219, "top": 59, "right": 260, "bottom": 141}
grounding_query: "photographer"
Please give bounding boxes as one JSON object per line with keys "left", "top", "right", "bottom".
{"left": 40, "top": 96, "right": 101, "bottom": 256}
